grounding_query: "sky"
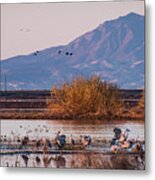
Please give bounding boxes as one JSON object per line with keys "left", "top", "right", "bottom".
{"left": 1, "top": 1, "right": 144, "bottom": 60}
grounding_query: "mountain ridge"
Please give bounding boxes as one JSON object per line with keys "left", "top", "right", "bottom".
{"left": 1, "top": 12, "right": 144, "bottom": 90}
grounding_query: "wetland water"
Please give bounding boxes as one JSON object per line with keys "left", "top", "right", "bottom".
{"left": 0, "top": 119, "right": 145, "bottom": 169}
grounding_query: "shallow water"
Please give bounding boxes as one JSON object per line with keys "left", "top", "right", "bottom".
{"left": 0, "top": 119, "right": 145, "bottom": 169}
{"left": 1, "top": 119, "right": 144, "bottom": 141}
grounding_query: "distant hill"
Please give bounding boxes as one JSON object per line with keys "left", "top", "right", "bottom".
{"left": 1, "top": 12, "right": 144, "bottom": 90}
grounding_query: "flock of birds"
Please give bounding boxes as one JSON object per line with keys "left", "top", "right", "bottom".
{"left": 33, "top": 49, "right": 73, "bottom": 56}
{"left": 1, "top": 126, "right": 144, "bottom": 153}
{"left": 2, "top": 129, "right": 92, "bottom": 168}
{"left": 110, "top": 128, "right": 145, "bottom": 153}
{"left": 1, "top": 125, "right": 144, "bottom": 168}
{"left": 23, "top": 130, "right": 92, "bottom": 153}
{"left": 1, "top": 122, "right": 92, "bottom": 149}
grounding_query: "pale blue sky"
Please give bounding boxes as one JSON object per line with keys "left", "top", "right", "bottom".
{"left": 1, "top": 1, "right": 144, "bottom": 59}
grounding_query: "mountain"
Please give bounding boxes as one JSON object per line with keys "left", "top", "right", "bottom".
{"left": 1, "top": 12, "right": 144, "bottom": 90}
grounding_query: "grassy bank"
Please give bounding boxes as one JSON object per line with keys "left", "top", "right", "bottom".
{"left": 0, "top": 111, "right": 144, "bottom": 120}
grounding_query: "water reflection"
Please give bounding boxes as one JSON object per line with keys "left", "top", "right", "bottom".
{"left": 0, "top": 119, "right": 145, "bottom": 169}
{"left": 1, "top": 152, "right": 145, "bottom": 170}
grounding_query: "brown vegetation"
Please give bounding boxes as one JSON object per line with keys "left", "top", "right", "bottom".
{"left": 70, "top": 153, "right": 145, "bottom": 169}
{"left": 47, "top": 76, "right": 125, "bottom": 119}
{"left": 0, "top": 77, "right": 144, "bottom": 120}
{"left": 129, "top": 91, "right": 145, "bottom": 118}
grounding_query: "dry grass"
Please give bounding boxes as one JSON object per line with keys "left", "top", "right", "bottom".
{"left": 47, "top": 75, "right": 125, "bottom": 119}
{"left": 1, "top": 81, "right": 144, "bottom": 120}
{"left": 70, "top": 153, "right": 144, "bottom": 169}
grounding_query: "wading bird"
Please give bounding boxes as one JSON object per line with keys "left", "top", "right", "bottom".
{"left": 80, "top": 135, "right": 92, "bottom": 147}
{"left": 55, "top": 131, "right": 66, "bottom": 148}
{"left": 21, "top": 155, "right": 29, "bottom": 167}
{"left": 70, "top": 134, "right": 76, "bottom": 145}
{"left": 35, "top": 156, "right": 41, "bottom": 166}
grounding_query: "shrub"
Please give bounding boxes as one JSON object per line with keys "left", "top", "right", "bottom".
{"left": 130, "top": 91, "right": 144, "bottom": 117}
{"left": 47, "top": 75, "right": 125, "bottom": 119}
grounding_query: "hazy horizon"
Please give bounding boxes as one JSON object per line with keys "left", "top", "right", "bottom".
{"left": 1, "top": 1, "right": 144, "bottom": 60}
